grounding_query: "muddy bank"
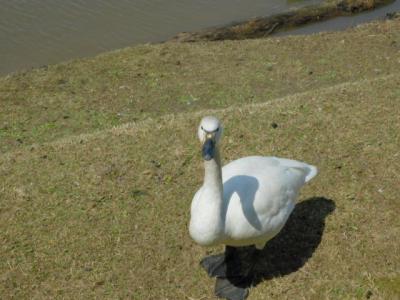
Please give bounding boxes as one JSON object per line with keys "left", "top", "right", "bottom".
{"left": 169, "top": 0, "right": 394, "bottom": 42}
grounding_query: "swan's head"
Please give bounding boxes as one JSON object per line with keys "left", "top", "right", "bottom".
{"left": 198, "top": 116, "right": 223, "bottom": 161}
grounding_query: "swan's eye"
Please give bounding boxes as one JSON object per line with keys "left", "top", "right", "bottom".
{"left": 201, "top": 126, "right": 204, "bottom": 131}
{"left": 216, "top": 127, "right": 219, "bottom": 132}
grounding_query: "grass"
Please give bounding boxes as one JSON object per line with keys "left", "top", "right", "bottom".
{"left": 0, "top": 19, "right": 400, "bottom": 299}
{"left": 1, "top": 18, "right": 400, "bottom": 153}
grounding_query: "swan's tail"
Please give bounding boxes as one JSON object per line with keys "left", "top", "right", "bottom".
{"left": 275, "top": 157, "right": 318, "bottom": 183}
{"left": 304, "top": 164, "right": 318, "bottom": 183}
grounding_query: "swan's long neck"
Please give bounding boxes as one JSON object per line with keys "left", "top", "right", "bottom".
{"left": 189, "top": 146, "right": 225, "bottom": 246}
{"left": 201, "top": 147, "right": 224, "bottom": 243}
{"left": 203, "top": 148, "right": 223, "bottom": 195}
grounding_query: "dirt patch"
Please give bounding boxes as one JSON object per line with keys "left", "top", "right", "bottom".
{"left": 169, "top": 0, "right": 394, "bottom": 42}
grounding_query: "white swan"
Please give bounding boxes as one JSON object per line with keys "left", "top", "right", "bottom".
{"left": 189, "top": 116, "right": 317, "bottom": 299}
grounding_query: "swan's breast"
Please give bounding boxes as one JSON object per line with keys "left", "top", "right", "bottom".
{"left": 189, "top": 187, "right": 224, "bottom": 246}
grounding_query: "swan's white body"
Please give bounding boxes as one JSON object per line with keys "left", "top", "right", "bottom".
{"left": 190, "top": 130, "right": 317, "bottom": 250}
{"left": 190, "top": 117, "right": 317, "bottom": 299}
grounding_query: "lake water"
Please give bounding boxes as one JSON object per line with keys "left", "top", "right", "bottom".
{"left": 0, "top": 0, "right": 322, "bottom": 75}
{"left": 1, "top": 0, "right": 399, "bottom": 76}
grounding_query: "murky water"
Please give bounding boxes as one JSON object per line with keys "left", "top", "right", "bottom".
{"left": 1, "top": 0, "right": 398, "bottom": 76}
{"left": 0, "top": 0, "right": 322, "bottom": 75}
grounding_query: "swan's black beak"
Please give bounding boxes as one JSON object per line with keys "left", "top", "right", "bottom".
{"left": 202, "top": 138, "right": 215, "bottom": 161}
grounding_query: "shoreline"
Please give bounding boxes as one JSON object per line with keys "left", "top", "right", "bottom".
{"left": 168, "top": 0, "right": 395, "bottom": 42}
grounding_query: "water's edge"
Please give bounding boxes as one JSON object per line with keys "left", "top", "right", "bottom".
{"left": 168, "top": 0, "right": 396, "bottom": 42}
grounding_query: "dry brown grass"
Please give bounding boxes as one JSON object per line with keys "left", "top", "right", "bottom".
{"left": 1, "top": 70, "right": 399, "bottom": 299}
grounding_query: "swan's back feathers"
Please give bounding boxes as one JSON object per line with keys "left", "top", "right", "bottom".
{"left": 222, "top": 156, "right": 317, "bottom": 184}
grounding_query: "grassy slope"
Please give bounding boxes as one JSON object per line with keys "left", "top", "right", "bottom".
{"left": 1, "top": 76, "right": 400, "bottom": 299}
{"left": 1, "top": 20, "right": 400, "bottom": 299}
{"left": 1, "top": 19, "right": 400, "bottom": 153}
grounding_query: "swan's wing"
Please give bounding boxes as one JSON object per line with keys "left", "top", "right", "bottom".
{"left": 222, "top": 166, "right": 298, "bottom": 242}
{"left": 221, "top": 156, "right": 317, "bottom": 241}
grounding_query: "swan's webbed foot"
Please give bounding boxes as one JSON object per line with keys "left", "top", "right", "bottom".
{"left": 201, "top": 245, "right": 261, "bottom": 300}
{"left": 215, "top": 276, "right": 252, "bottom": 300}
{"left": 200, "top": 253, "right": 227, "bottom": 277}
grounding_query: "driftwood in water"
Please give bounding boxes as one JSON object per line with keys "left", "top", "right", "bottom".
{"left": 169, "top": 0, "right": 394, "bottom": 42}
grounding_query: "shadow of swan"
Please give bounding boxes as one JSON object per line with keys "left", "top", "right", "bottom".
{"left": 220, "top": 197, "right": 335, "bottom": 292}
{"left": 223, "top": 175, "right": 261, "bottom": 230}
{"left": 253, "top": 196, "right": 335, "bottom": 283}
